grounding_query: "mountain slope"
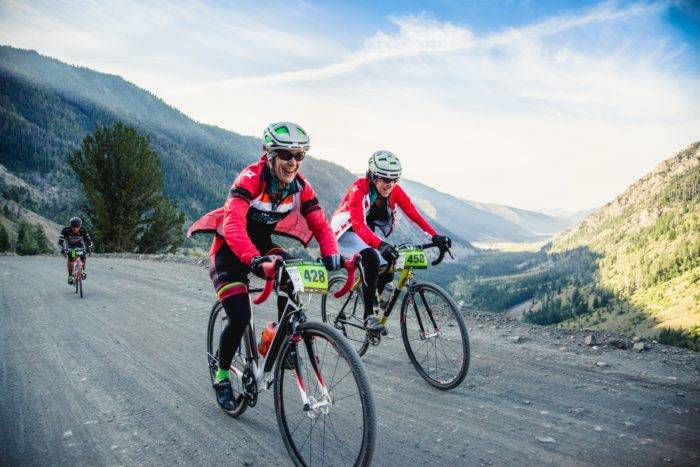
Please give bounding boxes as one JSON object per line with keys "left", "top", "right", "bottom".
{"left": 450, "top": 142, "right": 699, "bottom": 345}
{"left": 548, "top": 142, "right": 700, "bottom": 335}
{"left": 0, "top": 45, "right": 567, "bottom": 244}
{"left": 400, "top": 178, "right": 574, "bottom": 241}
{"left": 0, "top": 46, "right": 469, "bottom": 248}
{"left": 0, "top": 46, "right": 260, "bottom": 220}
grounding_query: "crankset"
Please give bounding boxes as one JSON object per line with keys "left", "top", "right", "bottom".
{"left": 242, "top": 366, "right": 258, "bottom": 407}
{"left": 368, "top": 331, "right": 382, "bottom": 346}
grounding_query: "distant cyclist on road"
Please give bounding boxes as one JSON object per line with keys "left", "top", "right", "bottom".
{"left": 188, "top": 122, "right": 341, "bottom": 412}
{"left": 330, "top": 151, "right": 451, "bottom": 333}
{"left": 58, "top": 217, "right": 93, "bottom": 284}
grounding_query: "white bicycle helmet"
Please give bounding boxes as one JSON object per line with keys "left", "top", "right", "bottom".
{"left": 367, "top": 150, "right": 402, "bottom": 179}
{"left": 262, "top": 122, "right": 310, "bottom": 153}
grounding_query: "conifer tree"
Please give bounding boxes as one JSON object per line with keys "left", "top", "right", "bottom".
{"left": 69, "top": 122, "right": 184, "bottom": 253}
{"left": 0, "top": 223, "right": 10, "bottom": 251}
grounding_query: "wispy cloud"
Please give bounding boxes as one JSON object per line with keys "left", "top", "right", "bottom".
{"left": 178, "top": 1, "right": 671, "bottom": 90}
{"left": 1, "top": 0, "right": 697, "bottom": 210}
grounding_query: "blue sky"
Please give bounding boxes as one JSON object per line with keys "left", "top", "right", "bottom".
{"left": 1, "top": 0, "right": 698, "bottom": 211}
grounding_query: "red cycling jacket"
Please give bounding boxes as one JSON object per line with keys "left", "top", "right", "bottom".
{"left": 188, "top": 155, "right": 338, "bottom": 265}
{"left": 330, "top": 177, "right": 437, "bottom": 249}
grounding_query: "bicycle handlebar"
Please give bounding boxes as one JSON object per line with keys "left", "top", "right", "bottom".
{"left": 252, "top": 254, "right": 360, "bottom": 304}
{"left": 333, "top": 254, "right": 360, "bottom": 298}
{"left": 252, "top": 256, "right": 282, "bottom": 305}
{"left": 415, "top": 241, "right": 454, "bottom": 266}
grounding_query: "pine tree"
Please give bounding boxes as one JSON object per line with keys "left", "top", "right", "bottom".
{"left": 69, "top": 122, "right": 184, "bottom": 252}
{"left": 0, "top": 223, "right": 10, "bottom": 251}
{"left": 32, "top": 224, "right": 51, "bottom": 254}
{"left": 15, "top": 221, "right": 36, "bottom": 255}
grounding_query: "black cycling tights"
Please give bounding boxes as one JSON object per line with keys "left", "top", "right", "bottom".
{"left": 217, "top": 287, "right": 292, "bottom": 372}
{"left": 218, "top": 293, "right": 252, "bottom": 372}
{"left": 359, "top": 248, "right": 394, "bottom": 319}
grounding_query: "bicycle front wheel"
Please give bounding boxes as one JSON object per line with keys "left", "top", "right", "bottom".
{"left": 207, "top": 301, "right": 249, "bottom": 418}
{"left": 321, "top": 275, "right": 369, "bottom": 357}
{"left": 400, "top": 283, "right": 470, "bottom": 390}
{"left": 79, "top": 277, "right": 83, "bottom": 298}
{"left": 274, "top": 321, "right": 376, "bottom": 466}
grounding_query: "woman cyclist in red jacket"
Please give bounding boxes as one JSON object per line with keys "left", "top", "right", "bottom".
{"left": 330, "top": 151, "right": 451, "bottom": 333}
{"left": 189, "top": 122, "right": 341, "bottom": 412}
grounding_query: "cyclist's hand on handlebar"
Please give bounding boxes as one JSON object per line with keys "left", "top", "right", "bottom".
{"left": 379, "top": 242, "right": 399, "bottom": 263}
{"left": 251, "top": 255, "right": 277, "bottom": 278}
{"left": 432, "top": 235, "right": 451, "bottom": 252}
{"left": 321, "top": 254, "right": 342, "bottom": 271}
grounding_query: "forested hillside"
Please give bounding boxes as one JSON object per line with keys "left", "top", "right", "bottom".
{"left": 1, "top": 45, "right": 258, "bottom": 222}
{"left": 452, "top": 143, "right": 699, "bottom": 347}
{"left": 0, "top": 46, "right": 573, "bottom": 246}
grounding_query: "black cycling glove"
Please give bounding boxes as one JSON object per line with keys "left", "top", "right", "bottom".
{"left": 379, "top": 242, "right": 399, "bottom": 263}
{"left": 251, "top": 255, "right": 276, "bottom": 278}
{"left": 322, "top": 254, "right": 342, "bottom": 271}
{"left": 432, "top": 235, "right": 451, "bottom": 253}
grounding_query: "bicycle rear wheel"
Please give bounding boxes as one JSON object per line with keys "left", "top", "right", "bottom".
{"left": 73, "top": 263, "right": 80, "bottom": 295}
{"left": 274, "top": 321, "right": 376, "bottom": 466}
{"left": 207, "top": 301, "right": 249, "bottom": 418}
{"left": 400, "top": 283, "right": 470, "bottom": 390}
{"left": 321, "top": 275, "right": 369, "bottom": 357}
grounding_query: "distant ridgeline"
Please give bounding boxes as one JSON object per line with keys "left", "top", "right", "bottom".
{"left": 452, "top": 143, "right": 699, "bottom": 347}
{"left": 0, "top": 45, "right": 474, "bottom": 252}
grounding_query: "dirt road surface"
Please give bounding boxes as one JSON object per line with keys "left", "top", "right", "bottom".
{"left": 1, "top": 256, "right": 698, "bottom": 465}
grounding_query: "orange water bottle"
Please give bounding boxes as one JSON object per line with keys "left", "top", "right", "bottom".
{"left": 258, "top": 321, "right": 277, "bottom": 357}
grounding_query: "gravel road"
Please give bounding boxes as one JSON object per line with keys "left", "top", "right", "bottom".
{"left": 1, "top": 256, "right": 698, "bottom": 466}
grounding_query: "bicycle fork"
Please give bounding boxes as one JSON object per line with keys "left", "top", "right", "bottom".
{"left": 411, "top": 288, "right": 441, "bottom": 340}
{"left": 290, "top": 332, "right": 332, "bottom": 418}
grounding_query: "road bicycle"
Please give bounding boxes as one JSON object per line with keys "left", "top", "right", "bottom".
{"left": 321, "top": 241, "right": 470, "bottom": 390}
{"left": 207, "top": 255, "right": 376, "bottom": 466}
{"left": 67, "top": 247, "right": 87, "bottom": 298}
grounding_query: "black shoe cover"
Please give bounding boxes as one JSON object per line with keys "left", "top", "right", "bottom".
{"left": 213, "top": 379, "right": 236, "bottom": 412}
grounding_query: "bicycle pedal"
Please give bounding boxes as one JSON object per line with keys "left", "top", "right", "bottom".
{"left": 368, "top": 333, "right": 381, "bottom": 346}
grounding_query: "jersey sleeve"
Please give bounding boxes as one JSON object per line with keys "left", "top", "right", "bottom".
{"left": 394, "top": 185, "right": 437, "bottom": 237}
{"left": 222, "top": 170, "right": 262, "bottom": 266}
{"left": 82, "top": 229, "right": 93, "bottom": 248}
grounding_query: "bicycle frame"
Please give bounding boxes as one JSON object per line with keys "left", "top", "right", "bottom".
{"left": 340, "top": 248, "right": 442, "bottom": 339}
{"left": 70, "top": 248, "right": 85, "bottom": 277}
{"left": 219, "top": 265, "right": 332, "bottom": 412}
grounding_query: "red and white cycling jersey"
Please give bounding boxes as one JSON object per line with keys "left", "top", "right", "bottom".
{"left": 188, "top": 154, "right": 338, "bottom": 265}
{"left": 330, "top": 177, "right": 437, "bottom": 249}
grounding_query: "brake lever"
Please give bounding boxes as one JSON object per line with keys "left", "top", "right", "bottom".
{"left": 432, "top": 248, "right": 445, "bottom": 266}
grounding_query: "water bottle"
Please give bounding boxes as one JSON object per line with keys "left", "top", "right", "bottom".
{"left": 378, "top": 282, "right": 396, "bottom": 313}
{"left": 258, "top": 321, "right": 277, "bottom": 357}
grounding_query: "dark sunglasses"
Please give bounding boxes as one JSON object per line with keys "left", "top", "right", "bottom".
{"left": 376, "top": 175, "right": 399, "bottom": 184}
{"left": 272, "top": 149, "right": 306, "bottom": 162}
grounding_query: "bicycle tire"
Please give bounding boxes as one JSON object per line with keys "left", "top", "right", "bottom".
{"left": 400, "top": 282, "right": 470, "bottom": 390}
{"left": 73, "top": 263, "right": 79, "bottom": 295}
{"left": 206, "top": 301, "right": 249, "bottom": 418}
{"left": 321, "top": 275, "right": 369, "bottom": 357}
{"left": 274, "top": 321, "right": 376, "bottom": 466}
{"left": 79, "top": 277, "right": 83, "bottom": 298}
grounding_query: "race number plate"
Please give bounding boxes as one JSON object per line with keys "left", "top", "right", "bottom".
{"left": 396, "top": 249, "right": 428, "bottom": 270}
{"left": 287, "top": 262, "right": 328, "bottom": 294}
